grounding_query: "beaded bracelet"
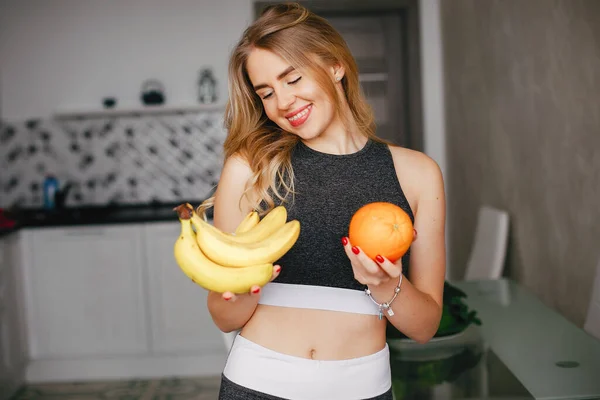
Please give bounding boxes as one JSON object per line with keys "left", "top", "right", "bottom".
{"left": 365, "top": 274, "right": 403, "bottom": 320}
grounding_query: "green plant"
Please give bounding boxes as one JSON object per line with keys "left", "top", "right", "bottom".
{"left": 386, "top": 281, "right": 482, "bottom": 339}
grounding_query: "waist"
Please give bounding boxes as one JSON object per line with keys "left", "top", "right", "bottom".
{"left": 224, "top": 334, "right": 391, "bottom": 400}
{"left": 242, "top": 303, "right": 387, "bottom": 360}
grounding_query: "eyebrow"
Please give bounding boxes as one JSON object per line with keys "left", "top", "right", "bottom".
{"left": 253, "top": 66, "right": 296, "bottom": 91}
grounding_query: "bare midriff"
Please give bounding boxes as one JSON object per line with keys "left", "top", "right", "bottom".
{"left": 240, "top": 304, "right": 387, "bottom": 360}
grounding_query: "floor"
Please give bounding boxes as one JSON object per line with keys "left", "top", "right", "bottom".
{"left": 10, "top": 376, "right": 221, "bottom": 400}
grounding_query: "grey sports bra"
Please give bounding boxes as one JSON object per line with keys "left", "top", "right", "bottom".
{"left": 258, "top": 138, "right": 414, "bottom": 315}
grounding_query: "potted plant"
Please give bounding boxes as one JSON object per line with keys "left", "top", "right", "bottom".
{"left": 386, "top": 281, "right": 482, "bottom": 340}
{"left": 386, "top": 281, "right": 484, "bottom": 398}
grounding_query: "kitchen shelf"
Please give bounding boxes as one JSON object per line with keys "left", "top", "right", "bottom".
{"left": 53, "top": 103, "right": 226, "bottom": 119}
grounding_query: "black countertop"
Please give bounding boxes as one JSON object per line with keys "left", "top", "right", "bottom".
{"left": 0, "top": 200, "right": 212, "bottom": 238}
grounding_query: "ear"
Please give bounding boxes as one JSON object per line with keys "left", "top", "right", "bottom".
{"left": 330, "top": 63, "right": 345, "bottom": 82}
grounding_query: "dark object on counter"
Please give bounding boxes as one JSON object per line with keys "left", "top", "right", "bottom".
{"left": 0, "top": 208, "right": 16, "bottom": 229}
{"left": 103, "top": 97, "right": 117, "bottom": 108}
{"left": 198, "top": 68, "right": 217, "bottom": 104}
{"left": 141, "top": 79, "right": 166, "bottom": 105}
{"left": 54, "top": 182, "right": 73, "bottom": 209}
{"left": 43, "top": 175, "right": 59, "bottom": 209}
{"left": 43, "top": 176, "right": 73, "bottom": 210}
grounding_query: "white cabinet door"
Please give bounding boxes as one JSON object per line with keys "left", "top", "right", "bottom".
{"left": 144, "top": 221, "right": 226, "bottom": 355}
{"left": 0, "top": 233, "right": 27, "bottom": 400}
{"left": 24, "top": 225, "right": 149, "bottom": 359}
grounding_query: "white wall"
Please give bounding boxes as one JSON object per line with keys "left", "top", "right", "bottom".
{"left": 0, "top": 0, "right": 253, "bottom": 120}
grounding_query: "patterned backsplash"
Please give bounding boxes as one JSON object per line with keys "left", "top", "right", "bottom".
{"left": 0, "top": 110, "right": 227, "bottom": 208}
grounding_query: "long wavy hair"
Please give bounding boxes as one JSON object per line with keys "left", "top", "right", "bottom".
{"left": 198, "top": 2, "right": 382, "bottom": 218}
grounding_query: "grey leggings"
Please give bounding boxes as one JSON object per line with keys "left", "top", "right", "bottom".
{"left": 218, "top": 374, "right": 394, "bottom": 400}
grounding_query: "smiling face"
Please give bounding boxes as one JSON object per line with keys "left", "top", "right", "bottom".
{"left": 245, "top": 47, "right": 345, "bottom": 141}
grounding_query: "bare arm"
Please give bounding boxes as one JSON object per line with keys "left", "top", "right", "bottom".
{"left": 369, "top": 153, "right": 446, "bottom": 343}
{"left": 343, "top": 150, "right": 446, "bottom": 343}
{"left": 206, "top": 154, "right": 280, "bottom": 333}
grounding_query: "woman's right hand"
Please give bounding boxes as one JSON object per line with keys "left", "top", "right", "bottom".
{"left": 221, "top": 264, "right": 281, "bottom": 302}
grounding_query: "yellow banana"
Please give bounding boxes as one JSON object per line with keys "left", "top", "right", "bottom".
{"left": 190, "top": 204, "right": 288, "bottom": 244}
{"left": 235, "top": 211, "right": 260, "bottom": 234}
{"left": 173, "top": 205, "right": 273, "bottom": 294}
{"left": 235, "top": 206, "right": 288, "bottom": 239}
{"left": 193, "top": 213, "right": 301, "bottom": 268}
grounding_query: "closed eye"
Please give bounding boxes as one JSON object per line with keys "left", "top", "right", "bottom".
{"left": 259, "top": 76, "right": 301, "bottom": 100}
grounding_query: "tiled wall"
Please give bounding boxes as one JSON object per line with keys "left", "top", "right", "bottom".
{"left": 442, "top": 0, "right": 600, "bottom": 326}
{"left": 0, "top": 111, "right": 226, "bottom": 208}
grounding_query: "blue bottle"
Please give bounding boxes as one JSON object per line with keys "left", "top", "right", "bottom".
{"left": 43, "top": 175, "right": 59, "bottom": 210}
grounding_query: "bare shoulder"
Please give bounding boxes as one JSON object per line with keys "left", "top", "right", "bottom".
{"left": 388, "top": 145, "right": 441, "bottom": 176}
{"left": 223, "top": 152, "right": 253, "bottom": 175}
{"left": 387, "top": 145, "right": 445, "bottom": 214}
{"left": 215, "top": 153, "right": 253, "bottom": 199}
{"left": 212, "top": 152, "right": 256, "bottom": 233}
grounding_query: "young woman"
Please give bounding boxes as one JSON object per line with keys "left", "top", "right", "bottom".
{"left": 198, "top": 3, "right": 446, "bottom": 399}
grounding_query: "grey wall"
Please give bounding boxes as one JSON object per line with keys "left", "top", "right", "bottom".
{"left": 441, "top": 0, "right": 600, "bottom": 326}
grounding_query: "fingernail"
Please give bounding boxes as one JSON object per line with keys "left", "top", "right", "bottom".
{"left": 342, "top": 237, "right": 348, "bottom": 246}
{"left": 275, "top": 266, "right": 281, "bottom": 273}
{"left": 376, "top": 255, "right": 384, "bottom": 263}
{"left": 223, "top": 295, "right": 232, "bottom": 301}
{"left": 252, "top": 287, "right": 261, "bottom": 294}
{"left": 351, "top": 246, "right": 360, "bottom": 255}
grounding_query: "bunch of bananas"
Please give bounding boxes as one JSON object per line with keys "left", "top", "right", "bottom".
{"left": 173, "top": 203, "right": 300, "bottom": 294}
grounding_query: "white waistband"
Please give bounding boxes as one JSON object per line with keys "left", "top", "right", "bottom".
{"left": 257, "top": 282, "right": 380, "bottom": 315}
{"left": 224, "top": 334, "right": 391, "bottom": 400}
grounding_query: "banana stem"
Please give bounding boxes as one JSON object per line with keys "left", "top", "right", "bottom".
{"left": 173, "top": 203, "right": 193, "bottom": 220}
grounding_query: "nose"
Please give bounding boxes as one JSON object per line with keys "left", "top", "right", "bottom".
{"left": 277, "top": 88, "right": 295, "bottom": 111}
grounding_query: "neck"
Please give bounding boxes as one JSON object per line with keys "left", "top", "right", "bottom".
{"left": 302, "top": 107, "right": 368, "bottom": 155}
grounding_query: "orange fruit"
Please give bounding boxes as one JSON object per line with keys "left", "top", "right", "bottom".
{"left": 348, "top": 202, "right": 413, "bottom": 262}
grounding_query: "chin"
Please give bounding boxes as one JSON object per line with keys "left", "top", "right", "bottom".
{"left": 283, "top": 120, "right": 325, "bottom": 140}
{"left": 291, "top": 128, "right": 323, "bottom": 141}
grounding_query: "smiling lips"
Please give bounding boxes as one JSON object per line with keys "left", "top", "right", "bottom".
{"left": 286, "top": 104, "right": 312, "bottom": 127}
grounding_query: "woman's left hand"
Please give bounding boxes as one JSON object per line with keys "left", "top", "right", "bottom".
{"left": 341, "top": 229, "right": 417, "bottom": 287}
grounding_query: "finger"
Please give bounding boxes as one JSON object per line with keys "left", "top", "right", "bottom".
{"left": 341, "top": 236, "right": 351, "bottom": 250}
{"left": 342, "top": 240, "right": 372, "bottom": 284}
{"left": 249, "top": 285, "right": 262, "bottom": 296}
{"left": 344, "top": 243, "right": 378, "bottom": 277}
{"left": 222, "top": 291, "right": 237, "bottom": 302}
{"left": 375, "top": 254, "right": 402, "bottom": 278}
{"left": 342, "top": 237, "right": 360, "bottom": 264}
{"left": 350, "top": 245, "right": 384, "bottom": 276}
{"left": 270, "top": 265, "right": 282, "bottom": 282}
{"left": 245, "top": 265, "right": 281, "bottom": 298}
{"left": 351, "top": 262, "right": 368, "bottom": 285}
{"left": 342, "top": 237, "right": 386, "bottom": 284}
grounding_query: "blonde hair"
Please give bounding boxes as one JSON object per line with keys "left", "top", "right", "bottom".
{"left": 199, "top": 2, "right": 381, "bottom": 218}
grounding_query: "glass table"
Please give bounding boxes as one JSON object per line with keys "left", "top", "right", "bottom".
{"left": 388, "top": 278, "right": 600, "bottom": 400}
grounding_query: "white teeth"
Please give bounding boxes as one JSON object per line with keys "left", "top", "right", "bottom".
{"left": 288, "top": 105, "right": 311, "bottom": 122}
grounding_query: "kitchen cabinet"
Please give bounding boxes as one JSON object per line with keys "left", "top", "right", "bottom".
{"left": 18, "top": 222, "right": 227, "bottom": 383}
{"left": 143, "top": 222, "right": 225, "bottom": 355}
{"left": 23, "top": 225, "right": 149, "bottom": 359}
{"left": 0, "top": 232, "right": 27, "bottom": 400}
